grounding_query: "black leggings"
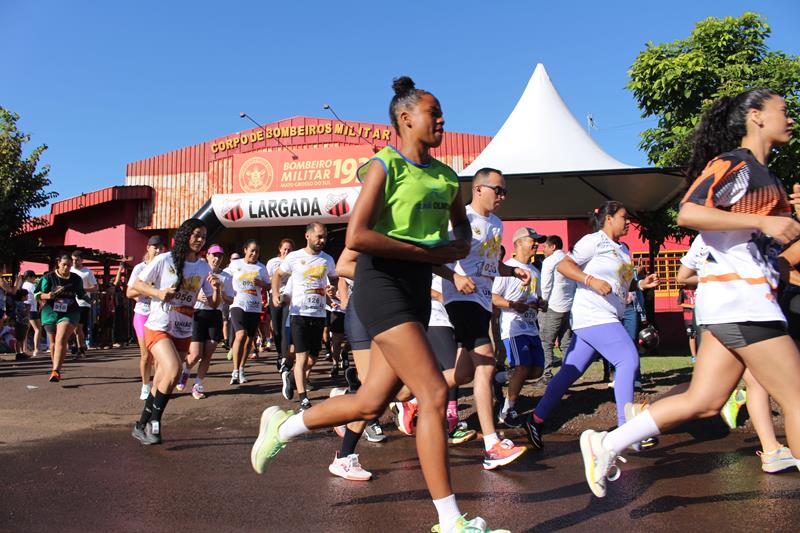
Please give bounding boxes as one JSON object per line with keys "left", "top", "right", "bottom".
{"left": 270, "top": 299, "right": 289, "bottom": 358}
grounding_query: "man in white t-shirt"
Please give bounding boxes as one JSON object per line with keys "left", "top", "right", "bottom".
{"left": 70, "top": 250, "right": 98, "bottom": 356}
{"left": 491, "top": 227, "right": 547, "bottom": 428}
{"left": 437, "top": 168, "right": 530, "bottom": 470}
{"left": 538, "top": 235, "right": 576, "bottom": 382}
{"left": 272, "top": 222, "right": 337, "bottom": 411}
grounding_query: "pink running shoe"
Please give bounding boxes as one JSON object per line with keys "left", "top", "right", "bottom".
{"left": 175, "top": 367, "right": 190, "bottom": 392}
{"left": 483, "top": 439, "right": 527, "bottom": 470}
{"left": 396, "top": 401, "right": 418, "bottom": 436}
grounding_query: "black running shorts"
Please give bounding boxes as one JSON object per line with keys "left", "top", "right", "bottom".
{"left": 445, "top": 301, "right": 492, "bottom": 351}
{"left": 344, "top": 303, "right": 371, "bottom": 351}
{"left": 352, "top": 254, "right": 431, "bottom": 338}
{"left": 427, "top": 325, "right": 457, "bottom": 371}
{"left": 290, "top": 315, "right": 325, "bottom": 356}
{"left": 329, "top": 311, "right": 345, "bottom": 335}
{"left": 701, "top": 321, "right": 787, "bottom": 350}
{"left": 230, "top": 307, "right": 260, "bottom": 337}
{"left": 192, "top": 309, "right": 223, "bottom": 342}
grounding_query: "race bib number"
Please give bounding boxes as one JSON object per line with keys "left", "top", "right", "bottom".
{"left": 522, "top": 309, "right": 537, "bottom": 324}
{"left": 301, "top": 293, "right": 324, "bottom": 312}
{"left": 171, "top": 290, "right": 195, "bottom": 306}
{"left": 54, "top": 299, "right": 69, "bottom": 313}
{"left": 477, "top": 260, "right": 498, "bottom": 277}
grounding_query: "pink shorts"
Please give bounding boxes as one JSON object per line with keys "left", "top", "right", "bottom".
{"left": 133, "top": 313, "right": 148, "bottom": 338}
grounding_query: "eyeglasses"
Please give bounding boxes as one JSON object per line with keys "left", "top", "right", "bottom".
{"left": 477, "top": 184, "right": 508, "bottom": 197}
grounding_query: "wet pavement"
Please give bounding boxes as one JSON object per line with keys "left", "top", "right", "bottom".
{"left": 1, "top": 348, "right": 798, "bottom": 532}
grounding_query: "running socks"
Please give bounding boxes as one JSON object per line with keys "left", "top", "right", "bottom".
{"left": 502, "top": 398, "right": 514, "bottom": 413}
{"left": 483, "top": 432, "right": 500, "bottom": 451}
{"left": 278, "top": 412, "right": 309, "bottom": 442}
{"left": 151, "top": 390, "right": 170, "bottom": 423}
{"left": 603, "top": 409, "right": 660, "bottom": 455}
{"left": 138, "top": 393, "right": 155, "bottom": 426}
{"left": 339, "top": 428, "right": 361, "bottom": 457}
{"left": 432, "top": 494, "right": 461, "bottom": 533}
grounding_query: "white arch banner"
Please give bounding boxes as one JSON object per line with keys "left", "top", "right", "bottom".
{"left": 209, "top": 186, "right": 361, "bottom": 228}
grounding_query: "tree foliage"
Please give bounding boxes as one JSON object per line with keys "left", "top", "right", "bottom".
{"left": 0, "top": 106, "right": 57, "bottom": 268}
{"left": 627, "top": 12, "right": 800, "bottom": 248}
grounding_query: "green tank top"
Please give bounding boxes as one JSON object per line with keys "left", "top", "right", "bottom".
{"left": 357, "top": 146, "right": 459, "bottom": 247}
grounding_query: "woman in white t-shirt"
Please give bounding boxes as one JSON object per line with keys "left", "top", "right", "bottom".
{"left": 581, "top": 89, "right": 800, "bottom": 498}
{"left": 126, "top": 237, "right": 167, "bottom": 401}
{"left": 130, "top": 218, "right": 222, "bottom": 445}
{"left": 526, "top": 201, "right": 659, "bottom": 450}
{"left": 225, "top": 240, "right": 270, "bottom": 385}
{"left": 21, "top": 270, "right": 44, "bottom": 357}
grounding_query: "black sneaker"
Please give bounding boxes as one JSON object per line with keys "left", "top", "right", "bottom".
{"left": 363, "top": 421, "right": 387, "bottom": 443}
{"left": 299, "top": 398, "right": 311, "bottom": 411}
{"left": 524, "top": 414, "right": 544, "bottom": 449}
{"left": 329, "top": 364, "right": 339, "bottom": 378}
{"left": 15, "top": 352, "right": 30, "bottom": 361}
{"left": 70, "top": 345, "right": 78, "bottom": 356}
{"left": 147, "top": 421, "right": 163, "bottom": 444}
{"left": 281, "top": 369, "right": 293, "bottom": 400}
{"left": 344, "top": 367, "right": 360, "bottom": 392}
{"left": 503, "top": 408, "right": 522, "bottom": 428}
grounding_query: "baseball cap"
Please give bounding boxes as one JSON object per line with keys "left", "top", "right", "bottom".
{"left": 148, "top": 235, "right": 165, "bottom": 247}
{"left": 207, "top": 244, "right": 225, "bottom": 255}
{"left": 512, "top": 227, "right": 546, "bottom": 243}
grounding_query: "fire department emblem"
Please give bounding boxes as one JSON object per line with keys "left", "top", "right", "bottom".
{"left": 325, "top": 193, "right": 350, "bottom": 217}
{"left": 239, "top": 157, "right": 274, "bottom": 193}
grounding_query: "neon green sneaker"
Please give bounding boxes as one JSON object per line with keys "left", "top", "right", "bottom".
{"left": 226, "top": 349, "right": 233, "bottom": 361}
{"left": 250, "top": 406, "right": 293, "bottom": 474}
{"left": 431, "top": 515, "right": 510, "bottom": 533}
{"left": 720, "top": 389, "right": 747, "bottom": 429}
{"left": 448, "top": 423, "right": 478, "bottom": 446}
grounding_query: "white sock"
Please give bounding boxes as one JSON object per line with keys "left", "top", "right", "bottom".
{"left": 502, "top": 398, "right": 514, "bottom": 413}
{"left": 603, "top": 410, "right": 660, "bottom": 455}
{"left": 232, "top": 369, "right": 238, "bottom": 376}
{"left": 277, "top": 412, "right": 309, "bottom": 442}
{"left": 194, "top": 377, "right": 202, "bottom": 386}
{"left": 409, "top": 397, "right": 418, "bottom": 405}
{"left": 432, "top": 494, "right": 461, "bottom": 533}
{"left": 484, "top": 432, "right": 500, "bottom": 451}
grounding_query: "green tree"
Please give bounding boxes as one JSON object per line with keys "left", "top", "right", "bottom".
{"left": 628, "top": 12, "right": 800, "bottom": 250}
{"left": 0, "top": 106, "right": 57, "bottom": 269}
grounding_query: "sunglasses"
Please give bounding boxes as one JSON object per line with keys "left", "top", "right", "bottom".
{"left": 477, "top": 184, "right": 508, "bottom": 197}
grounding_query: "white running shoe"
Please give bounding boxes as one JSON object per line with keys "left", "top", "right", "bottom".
{"left": 579, "top": 430, "right": 626, "bottom": 498}
{"left": 328, "top": 453, "right": 372, "bottom": 481}
{"left": 230, "top": 370, "right": 239, "bottom": 385}
{"left": 239, "top": 368, "right": 248, "bottom": 384}
{"left": 139, "top": 383, "right": 151, "bottom": 401}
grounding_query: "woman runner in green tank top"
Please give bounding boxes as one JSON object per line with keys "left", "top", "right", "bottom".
{"left": 250, "top": 77, "right": 510, "bottom": 533}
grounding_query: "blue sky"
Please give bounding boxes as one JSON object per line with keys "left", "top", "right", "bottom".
{"left": 3, "top": 1, "right": 798, "bottom": 211}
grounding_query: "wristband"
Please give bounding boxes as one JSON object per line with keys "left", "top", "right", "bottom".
{"left": 584, "top": 274, "right": 594, "bottom": 286}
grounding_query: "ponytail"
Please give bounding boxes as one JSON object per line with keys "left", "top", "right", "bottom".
{"left": 687, "top": 88, "right": 779, "bottom": 179}
{"left": 590, "top": 201, "right": 625, "bottom": 232}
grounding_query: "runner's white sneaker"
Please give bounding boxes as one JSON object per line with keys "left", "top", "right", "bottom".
{"left": 328, "top": 453, "right": 372, "bottom": 481}
{"left": 579, "top": 430, "right": 626, "bottom": 497}
{"left": 238, "top": 368, "right": 248, "bottom": 384}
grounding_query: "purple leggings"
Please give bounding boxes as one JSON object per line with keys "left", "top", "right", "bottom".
{"left": 534, "top": 321, "right": 639, "bottom": 426}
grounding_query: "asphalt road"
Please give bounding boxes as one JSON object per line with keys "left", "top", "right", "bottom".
{"left": 1, "top": 347, "right": 798, "bottom": 532}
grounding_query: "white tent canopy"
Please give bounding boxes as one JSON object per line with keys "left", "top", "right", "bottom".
{"left": 460, "top": 63, "right": 686, "bottom": 219}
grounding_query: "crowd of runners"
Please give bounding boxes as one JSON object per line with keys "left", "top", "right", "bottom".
{"left": 7, "top": 79, "right": 800, "bottom": 533}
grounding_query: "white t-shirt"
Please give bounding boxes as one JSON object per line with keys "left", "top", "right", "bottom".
{"left": 129, "top": 262, "right": 152, "bottom": 315}
{"left": 71, "top": 266, "right": 97, "bottom": 308}
{"left": 22, "top": 280, "right": 37, "bottom": 312}
{"left": 226, "top": 259, "right": 269, "bottom": 313}
{"left": 680, "top": 235, "right": 708, "bottom": 273}
{"left": 568, "top": 231, "right": 634, "bottom": 330}
{"left": 138, "top": 252, "right": 213, "bottom": 338}
{"left": 492, "top": 258, "right": 541, "bottom": 339}
{"left": 279, "top": 249, "right": 337, "bottom": 318}
{"left": 267, "top": 256, "right": 287, "bottom": 294}
{"left": 442, "top": 205, "right": 503, "bottom": 312}
{"left": 195, "top": 269, "right": 234, "bottom": 311}
{"left": 540, "top": 249, "right": 576, "bottom": 313}
{"left": 429, "top": 275, "right": 453, "bottom": 328}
